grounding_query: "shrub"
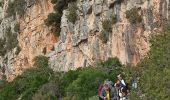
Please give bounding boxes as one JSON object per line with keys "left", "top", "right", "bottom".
{"left": 45, "top": 0, "right": 77, "bottom": 37}
{"left": 60, "top": 57, "right": 122, "bottom": 99}
{"left": 111, "top": 15, "right": 117, "bottom": 24}
{"left": 51, "top": 0, "right": 58, "bottom": 4}
{"left": 5, "top": 28, "right": 18, "bottom": 51}
{"left": 99, "top": 30, "right": 109, "bottom": 43}
{"left": 45, "top": 12, "right": 61, "bottom": 26}
{"left": 0, "top": 56, "right": 54, "bottom": 100}
{"left": 14, "top": 23, "right": 20, "bottom": 33}
{"left": 32, "top": 81, "right": 59, "bottom": 100}
{"left": 100, "top": 20, "right": 112, "bottom": 43}
{"left": 15, "top": 45, "right": 21, "bottom": 55}
{"left": 102, "top": 20, "right": 112, "bottom": 32}
{"left": 33, "top": 55, "right": 48, "bottom": 68}
{"left": 0, "top": 1, "right": 4, "bottom": 7}
{"left": 126, "top": 8, "right": 142, "bottom": 24}
{"left": 7, "top": 0, "right": 26, "bottom": 17}
{"left": 0, "top": 38, "right": 6, "bottom": 56}
{"left": 67, "top": 3, "right": 78, "bottom": 24}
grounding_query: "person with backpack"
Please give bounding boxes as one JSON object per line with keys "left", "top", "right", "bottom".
{"left": 98, "top": 80, "right": 118, "bottom": 100}
{"left": 115, "top": 74, "right": 129, "bottom": 100}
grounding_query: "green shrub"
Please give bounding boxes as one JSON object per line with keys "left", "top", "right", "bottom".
{"left": 45, "top": 0, "right": 77, "bottom": 37}
{"left": 32, "top": 81, "right": 59, "bottom": 100}
{"left": 111, "top": 15, "right": 117, "bottom": 24}
{"left": 7, "top": 0, "right": 26, "bottom": 17}
{"left": 60, "top": 57, "right": 122, "bottom": 99}
{"left": 51, "top": 0, "right": 58, "bottom": 4}
{"left": 102, "top": 20, "right": 112, "bottom": 32}
{"left": 0, "top": 1, "right": 4, "bottom": 7}
{"left": 99, "top": 30, "right": 109, "bottom": 43}
{"left": 14, "top": 23, "right": 20, "bottom": 33}
{"left": 5, "top": 28, "right": 18, "bottom": 51}
{"left": 126, "top": 8, "right": 142, "bottom": 24}
{"left": 65, "top": 68, "right": 107, "bottom": 99}
{"left": 15, "top": 45, "right": 21, "bottom": 55}
{"left": 0, "top": 38, "right": 6, "bottom": 56}
{"left": 33, "top": 55, "right": 48, "bottom": 68}
{"left": 0, "top": 56, "right": 53, "bottom": 100}
{"left": 123, "top": 26, "right": 170, "bottom": 99}
{"left": 67, "top": 3, "right": 78, "bottom": 24}
{"left": 45, "top": 12, "right": 61, "bottom": 26}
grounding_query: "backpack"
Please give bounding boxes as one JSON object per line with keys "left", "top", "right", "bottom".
{"left": 98, "top": 84, "right": 103, "bottom": 96}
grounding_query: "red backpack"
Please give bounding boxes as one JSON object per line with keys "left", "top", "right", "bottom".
{"left": 98, "top": 84, "right": 103, "bottom": 96}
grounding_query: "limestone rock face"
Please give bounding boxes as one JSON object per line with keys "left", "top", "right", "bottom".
{"left": 0, "top": 0, "right": 56, "bottom": 81}
{"left": 0, "top": 0, "right": 169, "bottom": 80}
{"left": 48, "top": 0, "right": 169, "bottom": 71}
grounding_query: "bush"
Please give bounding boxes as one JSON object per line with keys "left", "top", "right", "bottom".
{"left": 33, "top": 55, "right": 48, "bottom": 68}
{"left": 0, "top": 56, "right": 53, "bottom": 100}
{"left": 14, "top": 23, "right": 20, "bottom": 33}
{"left": 67, "top": 3, "right": 78, "bottom": 24}
{"left": 45, "top": 12, "right": 61, "bottom": 26}
{"left": 60, "top": 57, "right": 122, "bottom": 99}
{"left": 15, "top": 45, "right": 21, "bottom": 55}
{"left": 111, "top": 15, "right": 117, "bottom": 24}
{"left": 123, "top": 26, "right": 170, "bottom": 99}
{"left": 7, "top": 0, "right": 26, "bottom": 17}
{"left": 5, "top": 28, "right": 18, "bottom": 51}
{"left": 126, "top": 8, "right": 142, "bottom": 24}
{"left": 32, "top": 82, "right": 60, "bottom": 100}
{"left": 45, "top": 0, "right": 77, "bottom": 37}
{"left": 99, "top": 30, "right": 109, "bottom": 43}
{"left": 0, "top": 38, "right": 6, "bottom": 56}
{"left": 102, "top": 20, "right": 112, "bottom": 32}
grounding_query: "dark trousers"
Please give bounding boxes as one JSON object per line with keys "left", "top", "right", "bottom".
{"left": 99, "top": 96, "right": 103, "bottom": 100}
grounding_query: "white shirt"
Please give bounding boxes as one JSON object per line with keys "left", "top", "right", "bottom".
{"left": 120, "top": 79, "right": 126, "bottom": 86}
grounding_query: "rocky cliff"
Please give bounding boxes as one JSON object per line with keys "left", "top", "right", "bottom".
{"left": 0, "top": 0, "right": 169, "bottom": 81}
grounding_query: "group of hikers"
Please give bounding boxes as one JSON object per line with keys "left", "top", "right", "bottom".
{"left": 98, "top": 74, "right": 138, "bottom": 100}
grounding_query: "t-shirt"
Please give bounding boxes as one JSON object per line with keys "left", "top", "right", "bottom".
{"left": 120, "top": 79, "right": 126, "bottom": 86}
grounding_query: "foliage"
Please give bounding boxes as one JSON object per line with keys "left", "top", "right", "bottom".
{"left": 0, "top": 56, "right": 53, "bottom": 100}
{"left": 5, "top": 28, "right": 18, "bottom": 51}
{"left": 99, "top": 30, "right": 109, "bottom": 43}
{"left": 60, "top": 57, "right": 122, "bottom": 99}
{"left": 0, "top": 56, "right": 122, "bottom": 99}
{"left": 126, "top": 8, "right": 142, "bottom": 24}
{"left": 0, "top": 27, "right": 18, "bottom": 56}
{"left": 32, "top": 81, "right": 60, "bottom": 100}
{"left": 0, "top": 38, "right": 6, "bottom": 56}
{"left": 33, "top": 55, "right": 49, "bottom": 68}
{"left": 122, "top": 27, "right": 170, "bottom": 99}
{"left": 102, "top": 20, "right": 112, "bottom": 33}
{"left": 15, "top": 45, "right": 21, "bottom": 55}
{"left": 100, "top": 15, "right": 117, "bottom": 43}
{"left": 45, "top": 0, "right": 77, "bottom": 37}
{"left": 136, "top": 27, "right": 170, "bottom": 99}
{"left": 67, "top": 3, "right": 78, "bottom": 24}
{"left": 14, "top": 23, "right": 20, "bottom": 33}
{"left": 7, "top": 0, "right": 26, "bottom": 17}
{"left": 111, "top": 15, "right": 117, "bottom": 24}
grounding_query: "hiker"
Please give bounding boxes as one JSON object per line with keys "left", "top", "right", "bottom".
{"left": 117, "top": 74, "right": 126, "bottom": 87}
{"left": 99, "top": 80, "right": 118, "bottom": 100}
{"left": 130, "top": 76, "right": 138, "bottom": 90}
{"left": 115, "top": 74, "right": 128, "bottom": 100}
